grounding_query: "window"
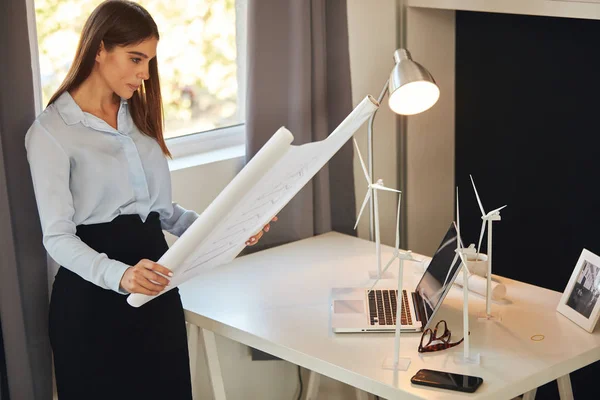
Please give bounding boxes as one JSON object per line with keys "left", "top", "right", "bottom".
{"left": 33, "top": 0, "right": 246, "bottom": 141}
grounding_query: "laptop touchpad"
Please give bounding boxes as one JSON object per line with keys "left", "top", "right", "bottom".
{"left": 333, "top": 300, "right": 364, "bottom": 314}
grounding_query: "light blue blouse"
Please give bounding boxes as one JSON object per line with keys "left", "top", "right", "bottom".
{"left": 25, "top": 91, "right": 199, "bottom": 294}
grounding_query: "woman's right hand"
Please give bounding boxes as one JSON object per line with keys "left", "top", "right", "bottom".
{"left": 119, "top": 259, "right": 173, "bottom": 296}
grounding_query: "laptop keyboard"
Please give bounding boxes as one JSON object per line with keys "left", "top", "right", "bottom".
{"left": 367, "top": 289, "right": 412, "bottom": 326}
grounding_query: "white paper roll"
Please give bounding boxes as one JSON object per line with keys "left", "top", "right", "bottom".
{"left": 127, "top": 95, "right": 379, "bottom": 307}
{"left": 455, "top": 274, "right": 507, "bottom": 301}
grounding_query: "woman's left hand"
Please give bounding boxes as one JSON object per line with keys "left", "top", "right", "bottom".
{"left": 245, "top": 216, "right": 278, "bottom": 246}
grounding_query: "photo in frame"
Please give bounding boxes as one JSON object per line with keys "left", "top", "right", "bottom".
{"left": 557, "top": 249, "right": 600, "bottom": 333}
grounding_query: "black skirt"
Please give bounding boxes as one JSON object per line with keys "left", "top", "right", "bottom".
{"left": 49, "top": 212, "right": 192, "bottom": 400}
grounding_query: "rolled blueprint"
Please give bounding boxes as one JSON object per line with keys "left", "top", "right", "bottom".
{"left": 128, "top": 95, "right": 379, "bottom": 307}
{"left": 454, "top": 274, "right": 507, "bottom": 301}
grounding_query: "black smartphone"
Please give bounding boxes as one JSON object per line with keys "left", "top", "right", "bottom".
{"left": 410, "top": 368, "right": 483, "bottom": 393}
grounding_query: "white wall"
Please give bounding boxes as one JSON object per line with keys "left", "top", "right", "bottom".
{"left": 348, "top": 2, "right": 456, "bottom": 257}
{"left": 170, "top": 1, "right": 398, "bottom": 398}
{"left": 348, "top": 0, "right": 400, "bottom": 247}
{"left": 405, "top": 7, "right": 456, "bottom": 256}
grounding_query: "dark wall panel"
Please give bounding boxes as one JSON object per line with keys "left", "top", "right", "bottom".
{"left": 456, "top": 11, "right": 600, "bottom": 400}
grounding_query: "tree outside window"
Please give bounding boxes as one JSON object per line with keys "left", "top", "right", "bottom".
{"left": 35, "top": 0, "right": 241, "bottom": 139}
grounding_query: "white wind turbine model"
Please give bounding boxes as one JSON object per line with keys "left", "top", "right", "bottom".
{"left": 368, "top": 189, "right": 417, "bottom": 371}
{"left": 470, "top": 174, "right": 507, "bottom": 320}
{"left": 354, "top": 138, "right": 399, "bottom": 279}
{"left": 453, "top": 187, "right": 480, "bottom": 365}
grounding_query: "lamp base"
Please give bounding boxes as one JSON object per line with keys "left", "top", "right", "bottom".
{"left": 477, "top": 311, "right": 502, "bottom": 322}
{"left": 369, "top": 270, "right": 394, "bottom": 280}
{"left": 453, "top": 352, "right": 481, "bottom": 365}
{"left": 382, "top": 356, "right": 411, "bottom": 371}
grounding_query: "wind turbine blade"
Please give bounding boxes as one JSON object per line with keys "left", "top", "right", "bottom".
{"left": 380, "top": 256, "right": 396, "bottom": 277}
{"left": 453, "top": 221, "right": 471, "bottom": 274}
{"left": 354, "top": 191, "right": 371, "bottom": 230}
{"left": 476, "top": 220, "right": 486, "bottom": 257}
{"left": 469, "top": 174, "right": 486, "bottom": 216}
{"left": 406, "top": 253, "right": 419, "bottom": 262}
{"left": 442, "top": 253, "right": 459, "bottom": 288}
{"left": 395, "top": 192, "right": 402, "bottom": 250}
{"left": 486, "top": 204, "right": 508, "bottom": 217}
{"left": 454, "top": 221, "right": 465, "bottom": 252}
{"left": 367, "top": 278, "right": 380, "bottom": 294}
{"left": 456, "top": 250, "right": 470, "bottom": 274}
{"left": 456, "top": 186, "right": 461, "bottom": 237}
{"left": 456, "top": 187, "right": 467, "bottom": 249}
{"left": 368, "top": 256, "right": 396, "bottom": 292}
{"left": 371, "top": 184, "right": 401, "bottom": 193}
{"left": 353, "top": 138, "right": 371, "bottom": 184}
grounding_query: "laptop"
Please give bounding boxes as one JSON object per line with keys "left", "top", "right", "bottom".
{"left": 331, "top": 223, "right": 462, "bottom": 333}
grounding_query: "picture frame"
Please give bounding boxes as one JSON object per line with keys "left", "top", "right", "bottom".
{"left": 557, "top": 249, "right": 600, "bottom": 333}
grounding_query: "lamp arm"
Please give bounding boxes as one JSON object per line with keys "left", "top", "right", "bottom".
{"left": 367, "top": 78, "right": 390, "bottom": 241}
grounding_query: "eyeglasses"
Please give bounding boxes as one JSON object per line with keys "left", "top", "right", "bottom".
{"left": 418, "top": 320, "right": 465, "bottom": 353}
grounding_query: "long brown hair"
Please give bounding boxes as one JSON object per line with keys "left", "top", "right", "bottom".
{"left": 48, "top": 0, "right": 170, "bottom": 157}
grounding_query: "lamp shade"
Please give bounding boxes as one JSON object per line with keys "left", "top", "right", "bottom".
{"left": 388, "top": 49, "right": 439, "bottom": 115}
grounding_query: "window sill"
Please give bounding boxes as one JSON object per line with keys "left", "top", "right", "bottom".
{"left": 168, "top": 144, "right": 245, "bottom": 171}
{"left": 167, "top": 123, "right": 245, "bottom": 171}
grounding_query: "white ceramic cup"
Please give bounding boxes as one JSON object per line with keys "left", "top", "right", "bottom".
{"left": 465, "top": 253, "right": 488, "bottom": 278}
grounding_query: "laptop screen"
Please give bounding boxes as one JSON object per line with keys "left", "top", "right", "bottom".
{"left": 414, "top": 223, "right": 462, "bottom": 322}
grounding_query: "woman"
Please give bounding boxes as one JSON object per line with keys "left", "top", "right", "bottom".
{"left": 25, "top": 1, "right": 269, "bottom": 398}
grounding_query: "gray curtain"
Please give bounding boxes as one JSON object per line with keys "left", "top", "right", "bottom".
{"left": 0, "top": 0, "right": 53, "bottom": 399}
{"left": 245, "top": 0, "right": 355, "bottom": 249}
{"left": 1, "top": 319, "right": 7, "bottom": 399}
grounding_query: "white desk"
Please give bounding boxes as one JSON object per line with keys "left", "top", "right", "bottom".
{"left": 180, "top": 232, "right": 600, "bottom": 399}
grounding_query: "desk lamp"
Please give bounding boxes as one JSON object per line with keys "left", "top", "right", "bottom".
{"left": 365, "top": 49, "right": 439, "bottom": 278}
